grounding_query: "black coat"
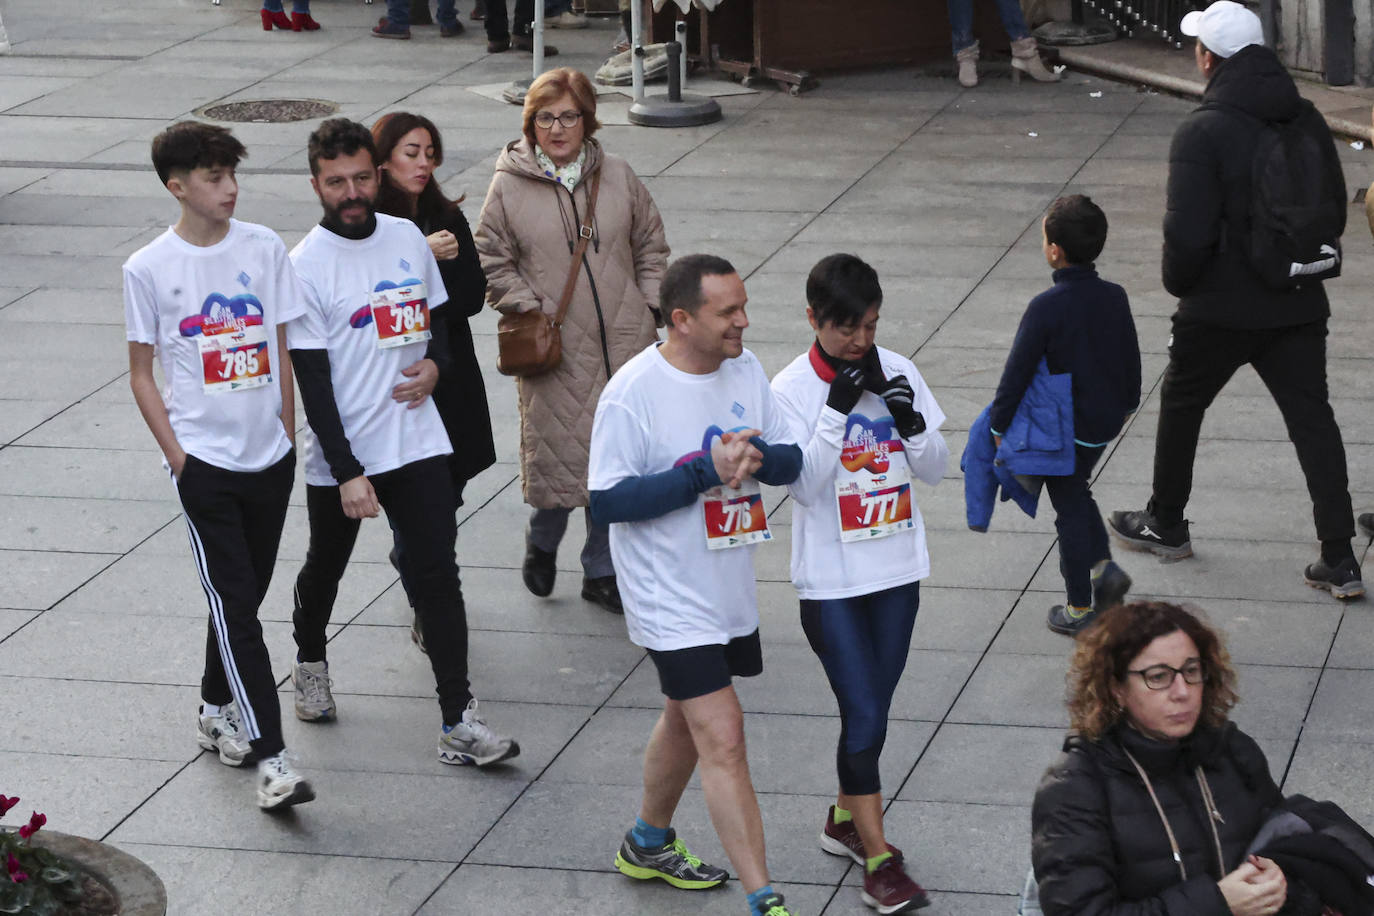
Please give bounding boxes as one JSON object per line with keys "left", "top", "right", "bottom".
{"left": 421, "top": 205, "right": 497, "bottom": 494}
{"left": 1031, "top": 721, "right": 1283, "bottom": 916}
{"left": 1161, "top": 44, "right": 1345, "bottom": 329}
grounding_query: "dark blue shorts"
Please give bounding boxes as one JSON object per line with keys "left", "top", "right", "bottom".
{"left": 646, "top": 629, "right": 763, "bottom": 701}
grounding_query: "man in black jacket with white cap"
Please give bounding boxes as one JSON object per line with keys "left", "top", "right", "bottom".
{"left": 1109, "top": 0, "right": 1362, "bottom": 599}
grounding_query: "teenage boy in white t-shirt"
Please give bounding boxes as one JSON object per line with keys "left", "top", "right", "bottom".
{"left": 285, "top": 119, "right": 517, "bottom": 767}
{"left": 124, "top": 121, "right": 314, "bottom": 811}
{"left": 588, "top": 254, "right": 804, "bottom": 916}
{"left": 770, "top": 253, "right": 948, "bottom": 914}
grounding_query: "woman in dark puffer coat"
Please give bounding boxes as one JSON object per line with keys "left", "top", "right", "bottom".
{"left": 1031, "top": 601, "right": 1290, "bottom": 916}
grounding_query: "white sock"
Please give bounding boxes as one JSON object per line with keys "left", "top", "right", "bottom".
{"left": 201, "top": 703, "right": 223, "bottom": 717}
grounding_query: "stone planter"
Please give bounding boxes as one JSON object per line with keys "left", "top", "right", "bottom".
{"left": 29, "top": 831, "right": 167, "bottom": 916}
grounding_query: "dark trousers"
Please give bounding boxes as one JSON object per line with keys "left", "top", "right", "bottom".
{"left": 1147, "top": 317, "right": 1354, "bottom": 544}
{"left": 391, "top": 475, "right": 466, "bottom": 608}
{"left": 484, "top": 0, "right": 533, "bottom": 38}
{"left": 294, "top": 456, "right": 473, "bottom": 725}
{"left": 176, "top": 451, "right": 295, "bottom": 760}
{"left": 800, "top": 582, "right": 919, "bottom": 796}
{"left": 1045, "top": 443, "right": 1109, "bottom": 608}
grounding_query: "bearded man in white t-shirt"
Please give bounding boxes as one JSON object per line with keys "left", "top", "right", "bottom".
{"left": 285, "top": 119, "right": 517, "bottom": 767}
{"left": 588, "top": 254, "right": 805, "bottom": 916}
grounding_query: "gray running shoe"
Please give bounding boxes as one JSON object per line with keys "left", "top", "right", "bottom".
{"left": 1108, "top": 510, "right": 1192, "bottom": 560}
{"left": 614, "top": 828, "right": 728, "bottom": 890}
{"left": 256, "top": 751, "right": 315, "bottom": 811}
{"left": 438, "top": 699, "right": 519, "bottom": 766}
{"left": 292, "top": 659, "right": 336, "bottom": 722}
{"left": 1090, "top": 560, "right": 1132, "bottom": 612}
{"left": 197, "top": 701, "right": 253, "bottom": 767}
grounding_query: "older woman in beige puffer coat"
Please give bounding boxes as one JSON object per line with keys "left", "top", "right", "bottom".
{"left": 475, "top": 67, "right": 669, "bottom": 615}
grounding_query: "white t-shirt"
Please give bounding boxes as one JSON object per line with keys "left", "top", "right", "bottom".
{"left": 589, "top": 345, "right": 794, "bottom": 652}
{"left": 771, "top": 345, "right": 949, "bottom": 600}
{"left": 122, "top": 219, "right": 306, "bottom": 472}
{"left": 287, "top": 214, "right": 452, "bottom": 486}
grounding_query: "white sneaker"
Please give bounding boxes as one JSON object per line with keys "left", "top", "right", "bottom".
{"left": 547, "top": 10, "right": 588, "bottom": 28}
{"left": 256, "top": 751, "right": 315, "bottom": 811}
{"left": 292, "top": 659, "right": 336, "bottom": 722}
{"left": 196, "top": 701, "right": 252, "bottom": 767}
{"left": 438, "top": 699, "right": 520, "bottom": 766}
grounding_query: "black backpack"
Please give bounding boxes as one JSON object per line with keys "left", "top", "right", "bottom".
{"left": 1221, "top": 100, "right": 1345, "bottom": 289}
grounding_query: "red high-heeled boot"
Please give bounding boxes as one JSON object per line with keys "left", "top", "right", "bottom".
{"left": 260, "top": 8, "right": 293, "bottom": 29}
{"left": 291, "top": 11, "right": 321, "bottom": 30}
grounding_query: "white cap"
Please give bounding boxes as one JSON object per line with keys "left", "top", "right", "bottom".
{"left": 1180, "top": 0, "right": 1264, "bottom": 58}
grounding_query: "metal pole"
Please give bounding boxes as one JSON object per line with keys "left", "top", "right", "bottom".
{"left": 676, "top": 19, "right": 688, "bottom": 90}
{"left": 533, "top": 0, "right": 545, "bottom": 79}
{"left": 631, "top": 0, "right": 645, "bottom": 104}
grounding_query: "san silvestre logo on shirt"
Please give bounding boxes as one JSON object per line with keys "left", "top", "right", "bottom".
{"left": 841, "top": 414, "right": 904, "bottom": 475}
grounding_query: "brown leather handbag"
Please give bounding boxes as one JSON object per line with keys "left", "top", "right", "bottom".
{"left": 496, "top": 172, "right": 601, "bottom": 377}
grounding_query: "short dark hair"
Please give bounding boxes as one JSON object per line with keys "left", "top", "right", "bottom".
{"left": 1044, "top": 194, "right": 1108, "bottom": 265}
{"left": 150, "top": 122, "right": 246, "bottom": 186}
{"left": 806, "top": 253, "right": 882, "bottom": 327}
{"left": 660, "top": 254, "right": 737, "bottom": 325}
{"left": 308, "top": 118, "right": 377, "bottom": 176}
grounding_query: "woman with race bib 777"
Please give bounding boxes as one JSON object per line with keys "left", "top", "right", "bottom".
{"left": 770, "top": 253, "right": 948, "bottom": 915}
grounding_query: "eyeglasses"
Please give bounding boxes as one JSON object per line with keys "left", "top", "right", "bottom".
{"left": 1127, "top": 659, "right": 1207, "bottom": 690}
{"left": 533, "top": 111, "right": 582, "bottom": 130}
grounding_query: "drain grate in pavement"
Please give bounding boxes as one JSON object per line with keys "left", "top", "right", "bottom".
{"left": 196, "top": 99, "right": 338, "bottom": 123}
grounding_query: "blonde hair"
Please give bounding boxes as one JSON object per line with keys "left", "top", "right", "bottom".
{"left": 521, "top": 67, "right": 601, "bottom": 147}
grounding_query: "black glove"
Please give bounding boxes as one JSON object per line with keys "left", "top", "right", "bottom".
{"left": 826, "top": 365, "right": 866, "bottom": 415}
{"left": 859, "top": 347, "right": 887, "bottom": 393}
{"left": 878, "top": 374, "right": 926, "bottom": 438}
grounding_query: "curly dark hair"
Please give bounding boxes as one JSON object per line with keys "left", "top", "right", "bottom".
{"left": 307, "top": 117, "right": 377, "bottom": 176}
{"left": 1067, "top": 600, "right": 1239, "bottom": 740}
{"left": 151, "top": 121, "right": 246, "bottom": 186}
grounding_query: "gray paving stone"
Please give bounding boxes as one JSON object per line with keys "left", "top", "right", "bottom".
{"left": 1282, "top": 738, "right": 1374, "bottom": 824}
{"left": 0, "top": 751, "right": 183, "bottom": 838}
{"left": 0, "top": 398, "right": 67, "bottom": 444}
{"left": 14, "top": 398, "right": 157, "bottom": 450}
{"left": 0, "top": 608, "right": 36, "bottom": 639}
{"left": 0, "top": 674, "right": 196, "bottom": 760}
{"left": 123, "top": 844, "right": 454, "bottom": 916}
{"left": 110, "top": 755, "right": 524, "bottom": 860}
{"left": 0, "top": 548, "right": 113, "bottom": 610}
{"left": 898, "top": 723, "right": 1064, "bottom": 806}
{"left": 1327, "top": 608, "right": 1374, "bottom": 669}
{"left": 0, "top": 445, "right": 177, "bottom": 500}
{"left": 0, "top": 495, "right": 177, "bottom": 552}
{"left": 418, "top": 863, "right": 837, "bottom": 916}
{"left": 1302, "top": 668, "right": 1374, "bottom": 741}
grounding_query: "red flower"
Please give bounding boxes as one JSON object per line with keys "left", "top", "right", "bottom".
{"left": 0, "top": 795, "right": 17, "bottom": 817}
{"left": 17, "top": 811, "right": 45, "bottom": 840}
{"left": 4, "top": 852, "right": 26, "bottom": 883}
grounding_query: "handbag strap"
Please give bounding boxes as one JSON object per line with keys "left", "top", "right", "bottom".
{"left": 552, "top": 170, "right": 600, "bottom": 328}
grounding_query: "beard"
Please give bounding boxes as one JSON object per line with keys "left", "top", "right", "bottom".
{"left": 320, "top": 195, "right": 377, "bottom": 240}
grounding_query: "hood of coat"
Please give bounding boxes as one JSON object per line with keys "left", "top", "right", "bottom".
{"left": 1064, "top": 719, "right": 1234, "bottom": 775}
{"left": 1203, "top": 43, "right": 1300, "bottom": 122}
{"left": 495, "top": 135, "right": 605, "bottom": 183}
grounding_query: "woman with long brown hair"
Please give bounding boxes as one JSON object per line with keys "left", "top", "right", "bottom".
{"left": 371, "top": 112, "right": 496, "bottom": 647}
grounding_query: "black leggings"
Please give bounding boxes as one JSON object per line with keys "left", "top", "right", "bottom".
{"left": 293, "top": 456, "right": 473, "bottom": 724}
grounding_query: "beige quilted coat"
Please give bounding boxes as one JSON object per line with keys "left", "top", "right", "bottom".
{"left": 475, "top": 137, "right": 669, "bottom": 508}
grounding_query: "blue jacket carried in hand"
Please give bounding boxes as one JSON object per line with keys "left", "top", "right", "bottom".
{"left": 962, "top": 360, "right": 1074, "bottom": 531}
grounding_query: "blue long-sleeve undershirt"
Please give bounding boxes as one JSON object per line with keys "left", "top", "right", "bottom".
{"left": 589, "top": 438, "right": 802, "bottom": 526}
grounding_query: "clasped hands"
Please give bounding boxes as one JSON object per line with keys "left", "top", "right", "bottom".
{"left": 711, "top": 429, "right": 764, "bottom": 490}
{"left": 1218, "top": 855, "right": 1287, "bottom": 916}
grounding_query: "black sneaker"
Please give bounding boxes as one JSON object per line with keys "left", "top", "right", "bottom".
{"left": 1091, "top": 560, "right": 1132, "bottom": 612}
{"left": 613, "top": 829, "right": 728, "bottom": 890}
{"left": 1358, "top": 512, "right": 1374, "bottom": 539}
{"left": 1108, "top": 510, "right": 1192, "bottom": 560}
{"left": 1047, "top": 604, "right": 1097, "bottom": 636}
{"left": 1304, "top": 557, "right": 1365, "bottom": 599}
{"left": 522, "top": 542, "right": 556, "bottom": 597}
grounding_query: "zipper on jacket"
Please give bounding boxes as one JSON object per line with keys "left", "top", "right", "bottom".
{"left": 567, "top": 189, "right": 613, "bottom": 380}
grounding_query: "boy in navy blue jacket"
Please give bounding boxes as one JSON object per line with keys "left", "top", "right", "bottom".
{"left": 990, "top": 195, "right": 1142, "bottom": 635}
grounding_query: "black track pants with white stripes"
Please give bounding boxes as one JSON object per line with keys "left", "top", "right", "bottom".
{"left": 174, "top": 451, "right": 295, "bottom": 760}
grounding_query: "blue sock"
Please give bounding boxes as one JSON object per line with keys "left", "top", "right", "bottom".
{"left": 630, "top": 817, "right": 669, "bottom": 849}
{"left": 747, "top": 885, "right": 777, "bottom": 915}
{"left": 262, "top": 0, "right": 284, "bottom": 11}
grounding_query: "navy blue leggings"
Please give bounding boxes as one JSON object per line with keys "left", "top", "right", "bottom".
{"left": 800, "top": 581, "right": 919, "bottom": 796}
